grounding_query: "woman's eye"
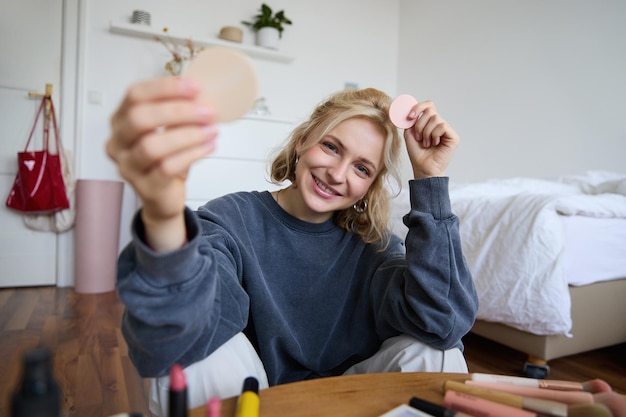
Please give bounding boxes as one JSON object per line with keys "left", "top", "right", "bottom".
{"left": 323, "top": 142, "right": 337, "bottom": 152}
{"left": 356, "top": 165, "right": 371, "bottom": 177}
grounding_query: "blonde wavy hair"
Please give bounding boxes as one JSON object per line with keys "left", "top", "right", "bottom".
{"left": 270, "top": 87, "right": 403, "bottom": 247}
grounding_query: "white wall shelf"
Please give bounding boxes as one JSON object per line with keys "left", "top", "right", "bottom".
{"left": 242, "top": 114, "right": 297, "bottom": 124}
{"left": 109, "top": 20, "right": 295, "bottom": 63}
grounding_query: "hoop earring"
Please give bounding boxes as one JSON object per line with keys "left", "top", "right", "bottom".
{"left": 353, "top": 199, "right": 368, "bottom": 213}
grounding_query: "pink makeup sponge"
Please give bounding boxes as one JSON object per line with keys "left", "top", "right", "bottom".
{"left": 184, "top": 47, "right": 258, "bottom": 123}
{"left": 389, "top": 94, "right": 418, "bottom": 129}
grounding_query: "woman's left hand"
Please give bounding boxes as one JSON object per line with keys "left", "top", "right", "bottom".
{"left": 403, "top": 100, "right": 460, "bottom": 179}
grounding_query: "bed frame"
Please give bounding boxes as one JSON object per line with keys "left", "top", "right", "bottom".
{"left": 470, "top": 277, "right": 626, "bottom": 378}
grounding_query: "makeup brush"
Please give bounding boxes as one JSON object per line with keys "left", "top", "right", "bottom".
{"left": 470, "top": 373, "right": 612, "bottom": 393}
{"left": 443, "top": 390, "right": 617, "bottom": 417}
{"left": 568, "top": 403, "right": 613, "bottom": 417}
{"left": 593, "top": 391, "right": 626, "bottom": 417}
{"left": 465, "top": 380, "right": 594, "bottom": 405}
{"left": 443, "top": 380, "right": 567, "bottom": 417}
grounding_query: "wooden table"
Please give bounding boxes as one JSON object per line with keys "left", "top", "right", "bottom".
{"left": 189, "top": 372, "right": 469, "bottom": 417}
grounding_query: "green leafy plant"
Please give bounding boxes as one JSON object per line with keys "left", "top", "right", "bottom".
{"left": 242, "top": 3, "right": 292, "bottom": 38}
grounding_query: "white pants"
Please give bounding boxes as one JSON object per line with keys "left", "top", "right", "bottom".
{"left": 148, "top": 333, "right": 468, "bottom": 417}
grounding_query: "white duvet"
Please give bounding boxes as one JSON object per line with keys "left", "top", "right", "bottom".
{"left": 389, "top": 171, "right": 626, "bottom": 336}
{"left": 448, "top": 171, "right": 626, "bottom": 336}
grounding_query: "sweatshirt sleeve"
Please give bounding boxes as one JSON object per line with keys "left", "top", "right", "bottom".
{"left": 371, "top": 177, "right": 478, "bottom": 350}
{"left": 116, "top": 207, "right": 249, "bottom": 377}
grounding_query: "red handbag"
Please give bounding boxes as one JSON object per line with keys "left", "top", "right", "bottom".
{"left": 5, "top": 97, "right": 70, "bottom": 214}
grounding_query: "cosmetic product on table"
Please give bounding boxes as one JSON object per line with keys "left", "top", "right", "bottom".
{"left": 568, "top": 403, "right": 614, "bottom": 417}
{"left": 443, "top": 380, "right": 567, "bottom": 417}
{"left": 470, "top": 372, "right": 590, "bottom": 392}
{"left": 107, "top": 414, "right": 145, "bottom": 417}
{"left": 380, "top": 403, "right": 440, "bottom": 416}
{"left": 169, "top": 364, "right": 188, "bottom": 417}
{"left": 409, "top": 396, "right": 474, "bottom": 417}
{"left": 11, "top": 347, "right": 61, "bottom": 417}
{"left": 465, "top": 380, "right": 594, "bottom": 405}
{"left": 235, "top": 376, "right": 260, "bottom": 417}
{"left": 207, "top": 397, "right": 222, "bottom": 417}
{"left": 443, "top": 390, "right": 549, "bottom": 417}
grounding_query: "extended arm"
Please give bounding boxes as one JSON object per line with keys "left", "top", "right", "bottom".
{"left": 107, "top": 78, "right": 245, "bottom": 376}
{"left": 106, "top": 77, "right": 219, "bottom": 251}
{"left": 116, "top": 209, "right": 249, "bottom": 377}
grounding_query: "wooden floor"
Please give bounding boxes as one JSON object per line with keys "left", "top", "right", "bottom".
{"left": 0, "top": 287, "right": 152, "bottom": 417}
{"left": 1, "top": 287, "right": 624, "bottom": 417}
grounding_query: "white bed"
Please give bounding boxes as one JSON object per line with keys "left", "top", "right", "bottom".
{"left": 390, "top": 171, "right": 626, "bottom": 376}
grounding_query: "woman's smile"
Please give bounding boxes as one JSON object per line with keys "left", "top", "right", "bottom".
{"left": 312, "top": 174, "right": 341, "bottom": 198}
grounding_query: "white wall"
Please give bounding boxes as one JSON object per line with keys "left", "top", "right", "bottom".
{"left": 398, "top": 0, "right": 626, "bottom": 183}
{"left": 79, "top": 0, "right": 400, "bottom": 180}
{"left": 71, "top": 0, "right": 626, "bottom": 273}
{"left": 76, "top": 0, "right": 400, "bottom": 249}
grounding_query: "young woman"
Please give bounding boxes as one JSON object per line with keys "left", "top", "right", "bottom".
{"left": 106, "top": 78, "right": 478, "bottom": 415}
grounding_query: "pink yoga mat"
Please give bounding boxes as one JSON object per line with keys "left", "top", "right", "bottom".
{"left": 74, "top": 179, "right": 124, "bottom": 294}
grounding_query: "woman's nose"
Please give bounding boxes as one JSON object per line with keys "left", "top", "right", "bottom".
{"left": 328, "top": 161, "right": 349, "bottom": 183}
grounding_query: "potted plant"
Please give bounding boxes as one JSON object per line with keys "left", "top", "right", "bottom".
{"left": 242, "top": 3, "right": 292, "bottom": 50}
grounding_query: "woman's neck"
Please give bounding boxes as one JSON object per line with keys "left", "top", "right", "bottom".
{"left": 273, "top": 187, "right": 333, "bottom": 224}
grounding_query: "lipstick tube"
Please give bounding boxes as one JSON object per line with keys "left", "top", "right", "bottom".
{"left": 168, "top": 364, "right": 188, "bottom": 417}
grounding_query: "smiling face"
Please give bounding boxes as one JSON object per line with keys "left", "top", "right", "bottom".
{"left": 283, "top": 117, "right": 385, "bottom": 223}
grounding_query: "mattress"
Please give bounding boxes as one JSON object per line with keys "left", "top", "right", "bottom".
{"left": 562, "top": 215, "right": 626, "bottom": 286}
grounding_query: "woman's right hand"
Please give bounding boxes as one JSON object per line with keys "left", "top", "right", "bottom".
{"left": 106, "top": 77, "right": 218, "bottom": 250}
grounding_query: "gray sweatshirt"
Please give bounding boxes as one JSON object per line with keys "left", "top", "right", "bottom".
{"left": 116, "top": 177, "right": 478, "bottom": 384}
